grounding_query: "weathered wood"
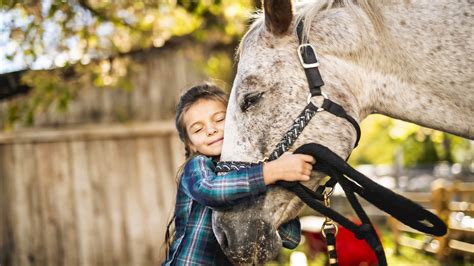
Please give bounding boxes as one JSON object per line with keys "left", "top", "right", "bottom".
{"left": 69, "top": 141, "right": 98, "bottom": 266}
{"left": 0, "top": 145, "right": 14, "bottom": 265}
{"left": 390, "top": 180, "right": 474, "bottom": 262}
{"left": 0, "top": 121, "right": 175, "bottom": 144}
{"left": 135, "top": 137, "right": 164, "bottom": 264}
{"left": 35, "top": 142, "right": 79, "bottom": 265}
{"left": 0, "top": 42, "right": 211, "bottom": 130}
{"left": 86, "top": 140, "right": 112, "bottom": 266}
{"left": 10, "top": 144, "right": 44, "bottom": 266}
{"left": 0, "top": 38, "right": 217, "bottom": 266}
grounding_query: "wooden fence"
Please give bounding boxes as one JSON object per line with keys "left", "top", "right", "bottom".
{"left": 0, "top": 121, "right": 183, "bottom": 265}
{"left": 389, "top": 180, "right": 474, "bottom": 263}
{"left": 0, "top": 39, "right": 211, "bottom": 129}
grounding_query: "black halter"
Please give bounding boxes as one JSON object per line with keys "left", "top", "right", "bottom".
{"left": 216, "top": 20, "right": 447, "bottom": 266}
{"left": 216, "top": 19, "right": 361, "bottom": 167}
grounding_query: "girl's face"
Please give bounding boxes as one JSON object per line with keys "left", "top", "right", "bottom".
{"left": 183, "top": 99, "right": 226, "bottom": 157}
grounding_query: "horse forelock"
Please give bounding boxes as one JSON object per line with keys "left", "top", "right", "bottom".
{"left": 237, "top": 0, "right": 384, "bottom": 59}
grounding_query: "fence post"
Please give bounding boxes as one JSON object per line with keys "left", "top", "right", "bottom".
{"left": 431, "top": 179, "right": 450, "bottom": 261}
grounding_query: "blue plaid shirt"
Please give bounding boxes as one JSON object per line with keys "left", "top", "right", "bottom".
{"left": 163, "top": 155, "right": 301, "bottom": 265}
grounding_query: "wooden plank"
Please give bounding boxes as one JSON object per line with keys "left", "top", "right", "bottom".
{"left": 120, "top": 139, "right": 148, "bottom": 266}
{"left": 449, "top": 239, "right": 474, "bottom": 254}
{"left": 11, "top": 143, "right": 45, "bottom": 265}
{"left": 147, "top": 59, "right": 163, "bottom": 121}
{"left": 0, "top": 121, "right": 176, "bottom": 144}
{"left": 135, "top": 138, "right": 163, "bottom": 264}
{"left": 101, "top": 139, "right": 130, "bottom": 266}
{"left": 69, "top": 141, "right": 99, "bottom": 266}
{"left": 0, "top": 144, "right": 14, "bottom": 265}
{"left": 153, "top": 136, "right": 180, "bottom": 261}
{"left": 449, "top": 201, "right": 474, "bottom": 212}
{"left": 449, "top": 225, "right": 474, "bottom": 234}
{"left": 35, "top": 142, "right": 57, "bottom": 265}
{"left": 130, "top": 68, "right": 150, "bottom": 121}
{"left": 169, "top": 134, "right": 185, "bottom": 175}
{"left": 398, "top": 235, "right": 437, "bottom": 253}
{"left": 85, "top": 140, "right": 111, "bottom": 266}
{"left": 35, "top": 142, "right": 79, "bottom": 266}
{"left": 398, "top": 192, "right": 432, "bottom": 203}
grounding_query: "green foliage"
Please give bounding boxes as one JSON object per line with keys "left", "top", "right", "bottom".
{"left": 349, "top": 115, "right": 473, "bottom": 166}
{"left": 203, "top": 51, "right": 234, "bottom": 85}
{"left": 2, "top": 0, "right": 253, "bottom": 63}
{"left": 1, "top": 0, "right": 253, "bottom": 128}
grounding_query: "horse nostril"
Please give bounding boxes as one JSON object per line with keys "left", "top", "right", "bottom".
{"left": 220, "top": 230, "right": 229, "bottom": 249}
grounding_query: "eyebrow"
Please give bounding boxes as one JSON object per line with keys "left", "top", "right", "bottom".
{"left": 188, "top": 111, "right": 226, "bottom": 130}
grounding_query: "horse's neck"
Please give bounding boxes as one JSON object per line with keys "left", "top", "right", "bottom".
{"left": 357, "top": 67, "right": 473, "bottom": 139}
{"left": 318, "top": 1, "right": 474, "bottom": 139}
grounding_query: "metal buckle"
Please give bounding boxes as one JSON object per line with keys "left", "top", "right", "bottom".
{"left": 321, "top": 191, "right": 339, "bottom": 238}
{"left": 298, "top": 44, "right": 320, "bottom": 69}
{"left": 306, "top": 91, "right": 328, "bottom": 110}
{"left": 321, "top": 220, "right": 339, "bottom": 238}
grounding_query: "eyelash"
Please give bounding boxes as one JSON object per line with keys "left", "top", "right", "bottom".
{"left": 241, "top": 92, "right": 264, "bottom": 112}
{"left": 192, "top": 116, "right": 225, "bottom": 133}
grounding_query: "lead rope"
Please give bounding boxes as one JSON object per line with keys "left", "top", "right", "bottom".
{"left": 217, "top": 144, "right": 448, "bottom": 266}
{"left": 322, "top": 189, "right": 339, "bottom": 265}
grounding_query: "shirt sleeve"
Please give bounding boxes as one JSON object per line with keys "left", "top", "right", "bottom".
{"left": 278, "top": 217, "right": 301, "bottom": 249}
{"left": 180, "top": 155, "right": 267, "bottom": 208}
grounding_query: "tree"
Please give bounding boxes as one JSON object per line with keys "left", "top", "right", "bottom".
{"left": 0, "top": 0, "right": 253, "bottom": 128}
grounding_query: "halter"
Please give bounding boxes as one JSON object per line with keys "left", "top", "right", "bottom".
{"left": 216, "top": 19, "right": 446, "bottom": 266}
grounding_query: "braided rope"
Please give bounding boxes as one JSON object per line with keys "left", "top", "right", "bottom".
{"left": 269, "top": 104, "right": 317, "bottom": 160}
{"left": 216, "top": 104, "right": 318, "bottom": 172}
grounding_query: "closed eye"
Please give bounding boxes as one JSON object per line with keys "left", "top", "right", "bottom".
{"left": 240, "top": 92, "right": 264, "bottom": 112}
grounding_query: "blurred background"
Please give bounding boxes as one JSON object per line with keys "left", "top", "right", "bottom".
{"left": 0, "top": 1, "right": 472, "bottom": 265}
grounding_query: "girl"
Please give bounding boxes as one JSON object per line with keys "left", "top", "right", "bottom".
{"left": 163, "top": 83, "right": 315, "bottom": 265}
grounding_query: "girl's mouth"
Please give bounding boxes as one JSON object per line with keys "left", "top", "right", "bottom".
{"left": 209, "top": 138, "right": 223, "bottom": 146}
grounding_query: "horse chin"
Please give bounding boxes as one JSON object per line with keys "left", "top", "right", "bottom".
{"left": 212, "top": 199, "right": 282, "bottom": 264}
{"left": 214, "top": 223, "right": 281, "bottom": 265}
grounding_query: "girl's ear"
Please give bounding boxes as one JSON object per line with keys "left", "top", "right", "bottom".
{"left": 188, "top": 143, "right": 197, "bottom": 153}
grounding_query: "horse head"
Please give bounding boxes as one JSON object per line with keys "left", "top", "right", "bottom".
{"left": 213, "top": 0, "right": 362, "bottom": 263}
{"left": 213, "top": 0, "right": 473, "bottom": 263}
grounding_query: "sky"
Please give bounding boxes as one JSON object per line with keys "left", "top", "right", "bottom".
{"left": 0, "top": 1, "right": 113, "bottom": 75}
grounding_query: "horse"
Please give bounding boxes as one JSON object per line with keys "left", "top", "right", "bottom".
{"left": 212, "top": 0, "right": 473, "bottom": 264}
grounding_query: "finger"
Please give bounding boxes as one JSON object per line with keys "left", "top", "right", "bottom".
{"left": 303, "top": 169, "right": 312, "bottom": 176}
{"left": 304, "top": 162, "right": 313, "bottom": 170}
{"left": 300, "top": 175, "right": 310, "bottom": 181}
{"left": 300, "top": 155, "right": 316, "bottom": 164}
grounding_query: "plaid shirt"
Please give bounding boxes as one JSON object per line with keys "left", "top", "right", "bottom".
{"left": 163, "top": 155, "right": 301, "bottom": 266}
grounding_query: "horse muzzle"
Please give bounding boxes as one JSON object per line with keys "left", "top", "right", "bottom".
{"left": 212, "top": 203, "right": 281, "bottom": 264}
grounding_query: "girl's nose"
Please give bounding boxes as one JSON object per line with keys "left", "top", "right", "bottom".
{"left": 207, "top": 126, "right": 217, "bottom": 136}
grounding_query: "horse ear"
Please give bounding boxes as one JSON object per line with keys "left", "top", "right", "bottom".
{"left": 264, "top": 0, "right": 293, "bottom": 35}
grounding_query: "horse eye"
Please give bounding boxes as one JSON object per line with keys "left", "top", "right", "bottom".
{"left": 240, "top": 92, "right": 264, "bottom": 112}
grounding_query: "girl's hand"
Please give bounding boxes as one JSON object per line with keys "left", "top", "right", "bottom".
{"left": 263, "top": 152, "right": 316, "bottom": 185}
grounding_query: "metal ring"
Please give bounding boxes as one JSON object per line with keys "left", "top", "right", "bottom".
{"left": 321, "top": 221, "right": 339, "bottom": 238}
{"left": 306, "top": 91, "right": 329, "bottom": 109}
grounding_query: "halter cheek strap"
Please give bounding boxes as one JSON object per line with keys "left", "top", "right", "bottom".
{"left": 296, "top": 20, "right": 361, "bottom": 148}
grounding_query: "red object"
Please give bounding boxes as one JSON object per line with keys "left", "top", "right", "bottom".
{"left": 303, "top": 220, "right": 379, "bottom": 266}
{"left": 335, "top": 223, "right": 378, "bottom": 266}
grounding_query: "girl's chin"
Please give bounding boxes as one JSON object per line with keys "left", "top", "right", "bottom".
{"left": 207, "top": 146, "right": 223, "bottom": 156}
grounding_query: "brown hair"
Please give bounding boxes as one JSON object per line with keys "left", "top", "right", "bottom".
{"left": 164, "top": 83, "right": 228, "bottom": 255}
